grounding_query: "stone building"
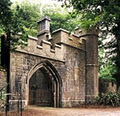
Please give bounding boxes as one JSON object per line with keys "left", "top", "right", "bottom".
{"left": 1, "top": 16, "right": 98, "bottom": 108}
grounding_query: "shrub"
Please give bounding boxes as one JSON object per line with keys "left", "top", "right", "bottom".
{"left": 96, "top": 92, "right": 120, "bottom": 107}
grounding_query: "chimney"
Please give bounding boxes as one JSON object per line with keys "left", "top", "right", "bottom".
{"left": 37, "top": 16, "right": 51, "bottom": 45}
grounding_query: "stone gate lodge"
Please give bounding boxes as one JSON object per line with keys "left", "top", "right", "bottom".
{"left": 1, "top": 16, "right": 98, "bottom": 109}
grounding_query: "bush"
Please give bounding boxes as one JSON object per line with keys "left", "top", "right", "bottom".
{"left": 96, "top": 92, "right": 120, "bottom": 107}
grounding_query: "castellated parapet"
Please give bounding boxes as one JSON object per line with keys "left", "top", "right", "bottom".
{"left": 16, "top": 27, "right": 86, "bottom": 62}
{"left": 16, "top": 35, "right": 63, "bottom": 61}
{"left": 51, "top": 28, "right": 85, "bottom": 50}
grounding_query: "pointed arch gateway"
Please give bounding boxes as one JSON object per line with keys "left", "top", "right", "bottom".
{"left": 26, "top": 60, "right": 62, "bottom": 107}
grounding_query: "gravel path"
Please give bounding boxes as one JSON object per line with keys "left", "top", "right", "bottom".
{"left": 1, "top": 106, "right": 120, "bottom": 116}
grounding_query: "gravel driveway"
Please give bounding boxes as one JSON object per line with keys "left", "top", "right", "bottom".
{"left": 1, "top": 106, "right": 120, "bottom": 116}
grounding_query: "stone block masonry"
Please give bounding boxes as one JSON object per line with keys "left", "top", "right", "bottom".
{"left": 1, "top": 16, "right": 98, "bottom": 109}
{"left": 0, "top": 71, "right": 7, "bottom": 111}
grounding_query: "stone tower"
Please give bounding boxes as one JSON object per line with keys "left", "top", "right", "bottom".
{"left": 80, "top": 29, "right": 98, "bottom": 102}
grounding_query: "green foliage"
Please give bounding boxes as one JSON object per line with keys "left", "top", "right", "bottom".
{"left": 0, "top": 0, "right": 12, "bottom": 28}
{"left": 99, "top": 58, "right": 117, "bottom": 80}
{"left": 96, "top": 92, "right": 120, "bottom": 107}
{"left": 66, "top": 0, "right": 120, "bottom": 86}
{"left": 0, "top": 1, "right": 29, "bottom": 49}
{"left": 47, "top": 13, "right": 78, "bottom": 32}
{"left": 0, "top": 1, "right": 41, "bottom": 49}
{"left": 67, "top": 0, "right": 120, "bottom": 30}
{"left": 11, "top": 2, "right": 41, "bottom": 37}
{"left": 12, "top": 2, "right": 80, "bottom": 36}
{"left": 98, "top": 43, "right": 117, "bottom": 81}
{"left": 41, "top": 3, "right": 79, "bottom": 32}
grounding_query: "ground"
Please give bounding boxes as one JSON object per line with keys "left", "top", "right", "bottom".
{"left": 1, "top": 106, "right": 120, "bottom": 116}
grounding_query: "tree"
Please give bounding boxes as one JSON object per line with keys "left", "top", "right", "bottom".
{"left": 0, "top": 1, "right": 42, "bottom": 110}
{"left": 0, "top": 2, "right": 27, "bottom": 49}
{"left": 0, "top": 0, "right": 81, "bottom": 52}
{"left": 0, "top": 1, "right": 41, "bottom": 49}
{"left": 12, "top": 2, "right": 80, "bottom": 35}
{"left": 11, "top": 2, "right": 41, "bottom": 37}
{"left": 41, "top": 3, "right": 79, "bottom": 32}
{"left": 0, "top": 0, "right": 12, "bottom": 32}
{"left": 66, "top": 0, "right": 120, "bottom": 88}
{"left": 99, "top": 56, "right": 116, "bottom": 81}
{"left": 44, "top": 11, "right": 79, "bottom": 32}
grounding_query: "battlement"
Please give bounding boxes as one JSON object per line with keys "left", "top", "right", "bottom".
{"left": 16, "top": 27, "right": 87, "bottom": 62}
{"left": 16, "top": 16, "right": 98, "bottom": 62}
{"left": 36, "top": 16, "right": 87, "bottom": 50}
{"left": 51, "top": 28, "right": 85, "bottom": 50}
{"left": 16, "top": 35, "right": 63, "bottom": 61}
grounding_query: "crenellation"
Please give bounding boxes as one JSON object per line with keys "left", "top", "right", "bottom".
{"left": 79, "top": 29, "right": 98, "bottom": 38}
{"left": 71, "top": 33, "right": 80, "bottom": 38}
{"left": 51, "top": 28, "right": 86, "bottom": 50}
{"left": 41, "top": 39, "right": 51, "bottom": 50}
{"left": 37, "top": 45, "right": 43, "bottom": 49}
{"left": 28, "top": 35, "right": 38, "bottom": 41}
{"left": 52, "top": 28, "right": 70, "bottom": 34}
{"left": 68, "top": 37, "right": 73, "bottom": 41}
{"left": 55, "top": 44, "right": 61, "bottom": 48}
{"left": 17, "top": 35, "right": 63, "bottom": 61}
{"left": 50, "top": 49, "right": 55, "bottom": 53}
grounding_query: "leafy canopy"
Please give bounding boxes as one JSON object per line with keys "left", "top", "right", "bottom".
{"left": 65, "top": 0, "right": 120, "bottom": 82}
{"left": 66, "top": 0, "right": 120, "bottom": 30}
{"left": 0, "top": 1, "right": 80, "bottom": 49}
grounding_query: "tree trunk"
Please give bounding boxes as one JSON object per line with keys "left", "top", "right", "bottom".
{"left": 113, "top": 23, "right": 120, "bottom": 89}
{"left": 1, "top": 32, "right": 10, "bottom": 111}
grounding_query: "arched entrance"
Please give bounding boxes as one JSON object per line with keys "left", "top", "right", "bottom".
{"left": 26, "top": 61, "right": 62, "bottom": 107}
{"left": 29, "top": 68, "right": 54, "bottom": 106}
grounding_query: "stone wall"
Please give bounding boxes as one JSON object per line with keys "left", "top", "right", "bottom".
{"left": 10, "top": 51, "right": 66, "bottom": 108}
{"left": 51, "top": 28, "right": 85, "bottom": 50}
{"left": 0, "top": 70, "right": 7, "bottom": 111}
{"left": 10, "top": 48, "right": 87, "bottom": 108}
{"left": 99, "top": 79, "right": 117, "bottom": 94}
{"left": 9, "top": 34, "right": 87, "bottom": 108}
{"left": 17, "top": 35, "right": 64, "bottom": 61}
{"left": 61, "top": 44, "right": 86, "bottom": 107}
{"left": 8, "top": 16, "right": 98, "bottom": 108}
{"left": 9, "top": 29, "right": 98, "bottom": 108}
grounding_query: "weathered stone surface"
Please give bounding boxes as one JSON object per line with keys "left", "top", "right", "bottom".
{"left": 8, "top": 16, "right": 98, "bottom": 109}
{"left": 99, "top": 79, "right": 117, "bottom": 93}
{"left": 0, "top": 71, "right": 7, "bottom": 111}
